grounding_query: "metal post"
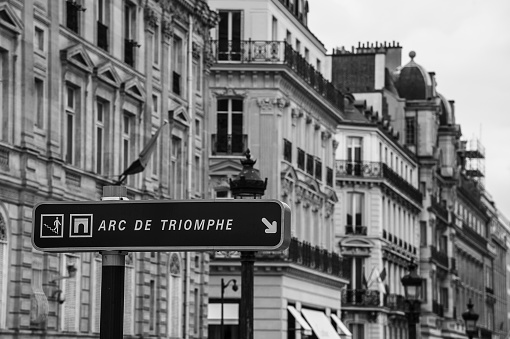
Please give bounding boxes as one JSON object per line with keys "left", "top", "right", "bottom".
{"left": 221, "top": 279, "right": 225, "bottom": 339}
{"left": 408, "top": 322, "right": 417, "bottom": 339}
{"left": 100, "top": 186, "right": 128, "bottom": 339}
{"left": 240, "top": 251, "right": 255, "bottom": 339}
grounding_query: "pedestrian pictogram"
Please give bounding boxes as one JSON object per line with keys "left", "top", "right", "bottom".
{"left": 69, "top": 214, "right": 93, "bottom": 238}
{"left": 40, "top": 214, "right": 64, "bottom": 238}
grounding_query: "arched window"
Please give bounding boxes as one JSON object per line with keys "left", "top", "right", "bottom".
{"left": 167, "top": 253, "right": 182, "bottom": 338}
{"left": 0, "top": 212, "right": 8, "bottom": 328}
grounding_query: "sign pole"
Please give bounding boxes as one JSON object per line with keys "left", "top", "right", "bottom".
{"left": 100, "top": 186, "right": 128, "bottom": 339}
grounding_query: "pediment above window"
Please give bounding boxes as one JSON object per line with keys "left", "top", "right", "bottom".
{"left": 0, "top": 4, "right": 23, "bottom": 35}
{"left": 209, "top": 159, "right": 243, "bottom": 176}
{"left": 121, "top": 77, "right": 145, "bottom": 102}
{"left": 94, "top": 62, "right": 122, "bottom": 88}
{"left": 171, "top": 106, "right": 189, "bottom": 125}
{"left": 60, "top": 44, "right": 94, "bottom": 73}
{"left": 340, "top": 238, "right": 373, "bottom": 256}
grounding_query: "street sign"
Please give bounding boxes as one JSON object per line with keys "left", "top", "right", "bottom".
{"left": 32, "top": 199, "right": 291, "bottom": 252}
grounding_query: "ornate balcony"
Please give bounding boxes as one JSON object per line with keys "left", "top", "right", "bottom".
{"left": 345, "top": 225, "right": 367, "bottom": 236}
{"left": 430, "top": 195, "right": 449, "bottom": 221}
{"left": 335, "top": 160, "right": 422, "bottom": 204}
{"left": 384, "top": 293, "right": 406, "bottom": 312}
{"left": 210, "top": 40, "right": 344, "bottom": 111}
{"left": 430, "top": 246, "right": 449, "bottom": 268}
{"left": 287, "top": 238, "right": 344, "bottom": 277}
{"left": 342, "top": 289, "right": 380, "bottom": 307}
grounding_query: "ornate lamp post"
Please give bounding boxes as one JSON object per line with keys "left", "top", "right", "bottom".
{"left": 230, "top": 150, "right": 267, "bottom": 339}
{"left": 221, "top": 278, "right": 238, "bottom": 339}
{"left": 462, "top": 300, "right": 479, "bottom": 339}
{"left": 401, "top": 260, "right": 424, "bottom": 339}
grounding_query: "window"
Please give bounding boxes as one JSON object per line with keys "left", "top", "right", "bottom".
{"left": 316, "top": 59, "right": 321, "bottom": 72}
{"left": 193, "top": 60, "right": 201, "bottom": 93}
{"left": 151, "top": 129, "right": 158, "bottom": 176}
{"left": 171, "top": 137, "right": 183, "bottom": 199}
{"left": 0, "top": 213, "right": 8, "bottom": 329}
{"left": 34, "top": 78, "right": 44, "bottom": 128}
{"left": 218, "top": 11, "right": 241, "bottom": 61}
{"left": 295, "top": 39, "right": 301, "bottom": 53}
{"left": 97, "top": 0, "right": 109, "bottom": 50}
{"left": 172, "top": 36, "right": 183, "bottom": 95}
{"left": 271, "top": 16, "right": 278, "bottom": 40}
{"left": 195, "top": 118, "right": 201, "bottom": 137}
{"left": 283, "top": 139, "right": 292, "bottom": 162}
{"left": 342, "top": 257, "right": 366, "bottom": 303}
{"left": 405, "top": 117, "right": 416, "bottom": 145}
{"left": 122, "top": 112, "right": 134, "bottom": 174}
{"left": 96, "top": 99, "right": 110, "bottom": 175}
{"left": 65, "top": 85, "right": 80, "bottom": 165}
{"left": 124, "top": 2, "right": 138, "bottom": 66}
{"left": 149, "top": 279, "right": 156, "bottom": 332}
{"left": 286, "top": 30, "right": 292, "bottom": 44}
{"left": 34, "top": 27, "right": 44, "bottom": 52}
{"left": 349, "top": 324, "right": 364, "bottom": 339}
{"left": 152, "top": 94, "right": 159, "bottom": 116}
{"left": 66, "top": 0, "right": 85, "bottom": 34}
{"left": 194, "top": 155, "right": 201, "bottom": 194}
{"left": 215, "top": 98, "right": 244, "bottom": 154}
{"left": 153, "top": 24, "right": 160, "bottom": 65}
{"left": 346, "top": 192, "right": 364, "bottom": 231}
{"left": 347, "top": 137, "right": 362, "bottom": 175}
{"left": 420, "top": 221, "right": 427, "bottom": 247}
{"left": 304, "top": 48, "right": 309, "bottom": 62}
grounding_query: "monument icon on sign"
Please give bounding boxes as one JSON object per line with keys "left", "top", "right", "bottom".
{"left": 69, "top": 214, "right": 93, "bottom": 238}
{"left": 40, "top": 214, "right": 64, "bottom": 238}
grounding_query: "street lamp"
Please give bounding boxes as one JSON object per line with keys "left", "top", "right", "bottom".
{"left": 462, "top": 299, "right": 479, "bottom": 339}
{"left": 221, "top": 278, "right": 238, "bottom": 339}
{"left": 401, "top": 260, "right": 424, "bottom": 339}
{"left": 230, "top": 149, "right": 267, "bottom": 339}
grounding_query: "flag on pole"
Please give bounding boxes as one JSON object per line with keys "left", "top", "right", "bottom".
{"left": 379, "top": 267, "right": 386, "bottom": 282}
{"left": 116, "top": 120, "right": 168, "bottom": 184}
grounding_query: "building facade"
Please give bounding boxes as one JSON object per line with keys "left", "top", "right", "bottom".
{"left": 0, "top": 0, "right": 216, "bottom": 337}
{"left": 206, "top": 0, "right": 350, "bottom": 338}
{"left": 331, "top": 44, "right": 422, "bottom": 339}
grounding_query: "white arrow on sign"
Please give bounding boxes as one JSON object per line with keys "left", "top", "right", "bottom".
{"left": 262, "top": 218, "right": 277, "bottom": 234}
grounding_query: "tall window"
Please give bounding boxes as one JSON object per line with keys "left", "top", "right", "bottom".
{"left": 218, "top": 11, "right": 241, "bottom": 61}
{"left": 194, "top": 155, "right": 201, "bottom": 194}
{"left": 216, "top": 98, "right": 243, "bottom": 154}
{"left": 95, "top": 100, "right": 107, "bottom": 175}
{"left": 65, "top": 85, "right": 79, "bottom": 165}
{"left": 149, "top": 279, "right": 156, "bottom": 332}
{"left": 34, "top": 78, "right": 44, "bottom": 128}
{"left": 193, "top": 60, "right": 201, "bottom": 93}
{"left": 66, "top": 0, "right": 84, "bottom": 34}
{"left": 172, "top": 37, "right": 183, "bottom": 95}
{"left": 271, "top": 16, "right": 278, "bottom": 40}
{"left": 346, "top": 192, "right": 364, "bottom": 234}
{"left": 122, "top": 112, "right": 134, "bottom": 174}
{"left": 346, "top": 137, "right": 362, "bottom": 175}
{"left": 171, "top": 137, "right": 183, "bottom": 199}
{"left": 153, "top": 24, "right": 160, "bottom": 65}
{"left": 34, "top": 27, "right": 45, "bottom": 52}
{"left": 151, "top": 129, "right": 158, "bottom": 177}
{"left": 0, "top": 213, "right": 8, "bottom": 329}
{"left": 97, "top": 0, "right": 109, "bottom": 50}
{"left": 405, "top": 117, "right": 416, "bottom": 145}
{"left": 124, "top": 2, "right": 137, "bottom": 66}
{"left": 349, "top": 324, "right": 364, "bottom": 339}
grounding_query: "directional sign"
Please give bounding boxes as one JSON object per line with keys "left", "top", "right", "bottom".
{"left": 32, "top": 199, "right": 291, "bottom": 252}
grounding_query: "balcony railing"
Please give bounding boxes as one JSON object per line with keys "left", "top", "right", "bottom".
{"left": 384, "top": 293, "right": 406, "bottom": 312}
{"left": 345, "top": 225, "right": 368, "bottom": 236}
{"left": 211, "top": 134, "right": 247, "bottom": 155}
{"left": 430, "top": 195, "right": 449, "bottom": 221}
{"left": 287, "top": 237, "right": 343, "bottom": 277}
{"left": 342, "top": 289, "right": 380, "bottom": 307}
{"left": 335, "top": 160, "right": 422, "bottom": 204}
{"left": 210, "top": 40, "right": 344, "bottom": 111}
{"left": 430, "top": 246, "right": 449, "bottom": 268}
{"left": 432, "top": 301, "right": 444, "bottom": 317}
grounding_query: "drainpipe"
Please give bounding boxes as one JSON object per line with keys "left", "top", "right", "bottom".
{"left": 184, "top": 14, "right": 194, "bottom": 339}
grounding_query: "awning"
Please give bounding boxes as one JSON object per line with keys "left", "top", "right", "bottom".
{"left": 207, "top": 303, "right": 239, "bottom": 325}
{"left": 331, "top": 313, "right": 352, "bottom": 338}
{"left": 287, "top": 305, "right": 313, "bottom": 336}
{"left": 301, "top": 309, "right": 342, "bottom": 339}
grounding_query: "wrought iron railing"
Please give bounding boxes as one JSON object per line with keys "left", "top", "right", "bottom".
{"left": 335, "top": 160, "right": 422, "bottom": 204}
{"left": 430, "top": 246, "right": 449, "bottom": 268}
{"left": 384, "top": 293, "right": 406, "bottom": 312}
{"left": 210, "top": 40, "right": 344, "bottom": 111}
{"left": 287, "top": 237, "right": 343, "bottom": 277}
{"left": 211, "top": 134, "right": 247, "bottom": 155}
{"left": 345, "top": 225, "right": 368, "bottom": 236}
{"left": 342, "top": 289, "right": 380, "bottom": 307}
{"left": 432, "top": 301, "right": 444, "bottom": 317}
{"left": 430, "top": 195, "right": 449, "bottom": 221}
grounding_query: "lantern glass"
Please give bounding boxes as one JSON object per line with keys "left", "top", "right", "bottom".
{"left": 465, "top": 320, "right": 476, "bottom": 332}
{"left": 405, "top": 285, "right": 418, "bottom": 300}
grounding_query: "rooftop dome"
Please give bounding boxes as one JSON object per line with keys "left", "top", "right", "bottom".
{"left": 438, "top": 92, "right": 455, "bottom": 126}
{"left": 395, "top": 51, "right": 433, "bottom": 100}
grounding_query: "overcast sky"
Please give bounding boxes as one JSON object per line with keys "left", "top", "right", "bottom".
{"left": 308, "top": 0, "right": 510, "bottom": 219}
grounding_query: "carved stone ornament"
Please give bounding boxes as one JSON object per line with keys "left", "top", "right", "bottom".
{"left": 333, "top": 140, "right": 339, "bottom": 150}
{"left": 321, "top": 131, "right": 332, "bottom": 140}
{"left": 213, "top": 87, "right": 247, "bottom": 98}
{"left": 275, "top": 97, "right": 290, "bottom": 109}
{"left": 192, "top": 41, "right": 201, "bottom": 59}
{"left": 144, "top": 5, "right": 159, "bottom": 30}
{"left": 257, "top": 98, "right": 274, "bottom": 111}
{"left": 169, "top": 253, "right": 181, "bottom": 275}
{"left": 162, "top": 17, "right": 174, "bottom": 40}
